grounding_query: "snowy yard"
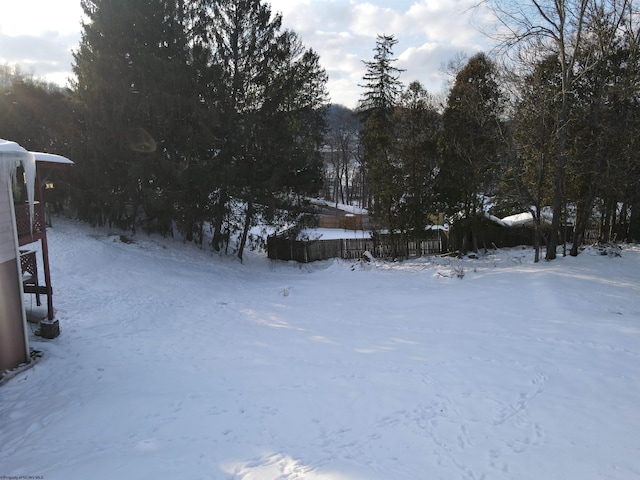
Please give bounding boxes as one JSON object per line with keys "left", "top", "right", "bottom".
{"left": 1, "top": 217, "right": 639, "bottom": 480}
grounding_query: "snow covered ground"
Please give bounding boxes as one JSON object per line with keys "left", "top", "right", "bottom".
{"left": 1, "top": 216, "right": 640, "bottom": 480}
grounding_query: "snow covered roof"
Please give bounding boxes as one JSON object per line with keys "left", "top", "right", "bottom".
{"left": 31, "top": 151, "right": 74, "bottom": 169}
{"left": 0, "top": 139, "right": 37, "bottom": 213}
{"left": 451, "top": 210, "right": 550, "bottom": 228}
{"left": 501, "top": 212, "right": 534, "bottom": 227}
{"left": 0, "top": 139, "right": 33, "bottom": 165}
{"left": 0, "top": 141, "right": 72, "bottom": 227}
{"left": 486, "top": 212, "right": 508, "bottom": 227}
{"left": 1, "top": 143, "right": 73, "bottom": 178}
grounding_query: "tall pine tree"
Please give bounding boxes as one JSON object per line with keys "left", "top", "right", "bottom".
{"left": 71, "top": 0, "right": 196, "bottom": 233}
{"left": 197, "top": 0, "right": 327, "bottom": 261}
{"left": 394, "top": 81, "right": 441, "bottom": 235}
{"left": 358, "top": 34, "right": 404, "bottom": 233}
{"left": 438, "top": 52, "right": 505, "bottom": 253}
{"left": 439, "top": 53, "right": 504, "bottom": 217}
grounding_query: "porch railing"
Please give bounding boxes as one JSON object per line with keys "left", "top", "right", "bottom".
{"left": 15, "top": 202, "right": 46, "bottom": 244}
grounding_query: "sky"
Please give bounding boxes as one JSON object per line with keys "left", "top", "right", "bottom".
{"left": 0, "top": 0, "right": 496, "bottom": 108}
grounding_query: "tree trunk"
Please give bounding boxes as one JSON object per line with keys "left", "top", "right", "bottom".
{"left": 619, "top": 202, "right": 629, "bottom": 242}
{"left": 571, "top": 202, "right": 588, "bottom": 256}
{"left": 630, "top": 200, "right": 640, "bottom": 242}
{"left": 237, "top": 200, "right": 253, "bottom": 263}
{"left": 212, "top": 188, "right": 228, "bottom": 252}
{"left": 608, "top": 201, "right": 618, "bottom": 242}
{"left": 547, "top": 136, "right": 566, "bottom": 260}
{"left": 533, "top": 210, "right": 541, "bottom": 263}
{"left": 343, "top": 154, "right": 350, "bottom": 205}
{"left": 570, "top": 170, "right": 600, "bottom": 255}
{"left": 602, "top": 199, "right": 612, "bottom": 243}
{"left": 185, "top": 220, "right": 194, "bottom": 242}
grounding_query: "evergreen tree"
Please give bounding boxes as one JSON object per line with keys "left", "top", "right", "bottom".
{"left": 71, "top": 0, "right": 196, "bottom": 232}
{"left": 235, "top": 30, "right": 328, "bottom": 261}
{"left": 358, "top": 34, "right": 404, "bottom": 233}
{"left": 198, "top": 0, "right": 279, "bottom": 251}
{"left": 196, "top": 0, "right": 327, "bottom": 261}
{"left": 437, "top": 52, "right": 505, "bottom": 253}
{"left": 393, "top": 81, "right": 441, "bottom": 234}
{"left": 359, "top": 35, "right": 404, "bottom": 114}
{"left": 438, "top": 53, "right": 505, "bottom": 218}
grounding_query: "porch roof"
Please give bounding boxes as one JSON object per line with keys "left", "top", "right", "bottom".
{"left": 32, "top": 151, "right": 74, "bottom": 170}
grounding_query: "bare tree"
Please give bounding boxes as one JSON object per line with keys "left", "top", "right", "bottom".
{"left": 483, "top": 0, "right": 590, "bottom": 259}
{"left": 324, "top": 105, "right": 360, "bottom": 207}
{"left": 484, "top": 0, "right": 640, "bottom": 258}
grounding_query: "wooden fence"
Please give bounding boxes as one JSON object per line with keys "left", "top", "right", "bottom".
{"left": 448, "top": 224, "right": 536, "bottom": 253}
{"left": 267, "top": 232, "right": 447, "bottom": 263}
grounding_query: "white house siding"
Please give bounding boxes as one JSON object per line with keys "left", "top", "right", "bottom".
{"left": 0, "top": 178, "right": 16, "bottom": 264}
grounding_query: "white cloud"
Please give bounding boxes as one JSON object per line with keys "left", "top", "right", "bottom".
{"left": 0, "top": 0, "right": 82, "bottom": 85}
{"left": 0, "top": 0, "right": 83, "bottom": 36}
{"left": 398, "top": 42, "right": 469, "bottom": 96}
{"left": 0, "top": 31, "right": 79, "bottom": 86}
{"left": 350, "top": 3, "right": 403, "bottom": 38}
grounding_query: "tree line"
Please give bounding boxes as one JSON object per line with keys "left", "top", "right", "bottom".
{"left": 325, "top": 1, "right": 640, "bottom": 261}
{"left": 2, "top": 0, "right": 328, "bottom": 262}
{"left": 2, "top": 0, "right": 639, "bottom": 262}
